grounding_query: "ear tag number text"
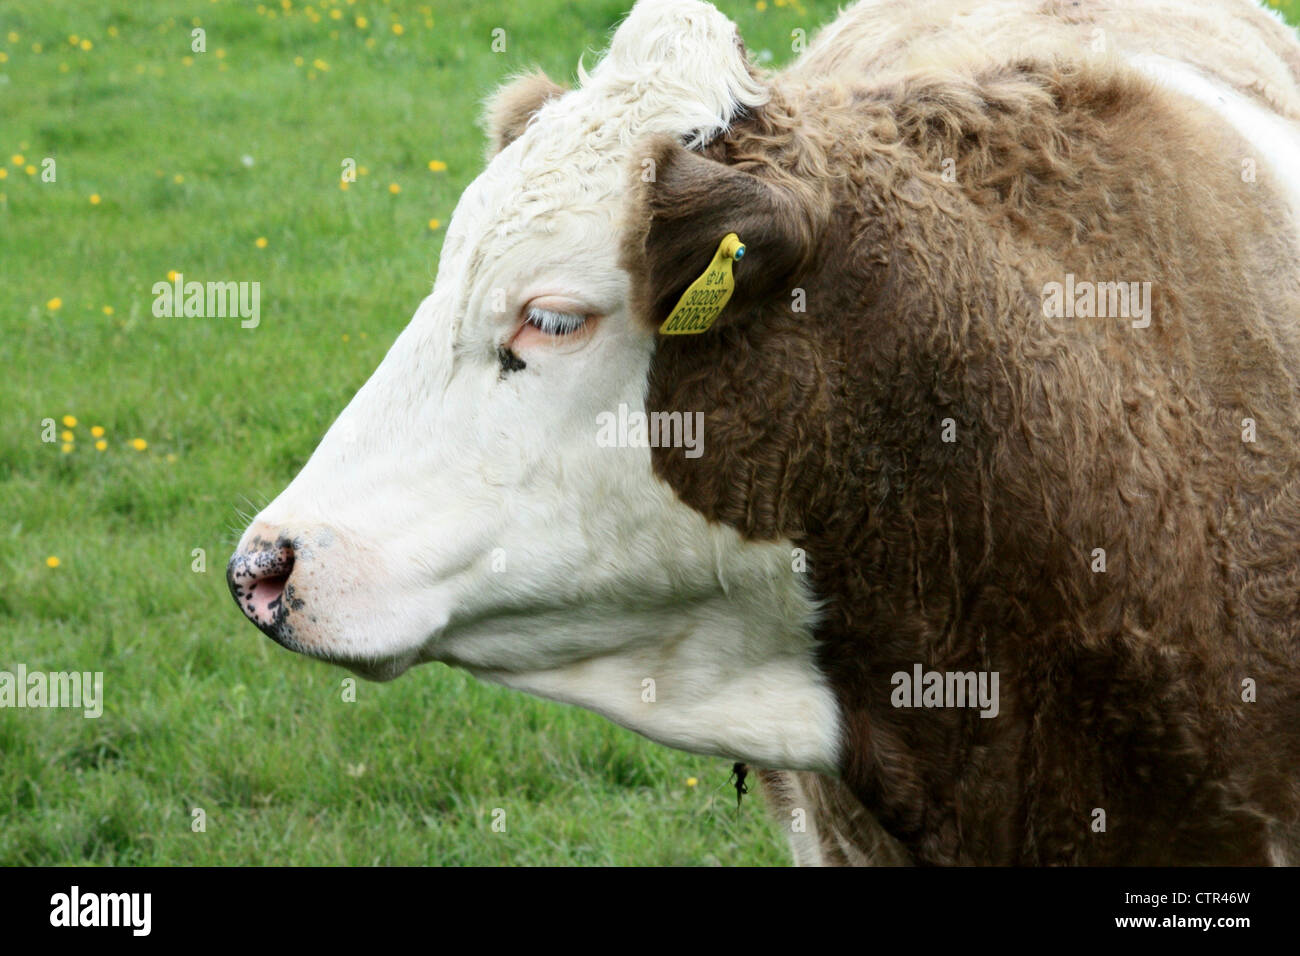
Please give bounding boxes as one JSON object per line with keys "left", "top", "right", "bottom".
{"left": 658, "top": 233, "right": 745, "bottom": 335}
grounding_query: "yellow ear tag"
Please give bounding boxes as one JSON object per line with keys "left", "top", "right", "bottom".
{"left": 658, "top": 233, "right": 745, "bottom": 335}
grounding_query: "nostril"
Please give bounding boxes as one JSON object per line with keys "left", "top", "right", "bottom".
{"left": 251, "top": 571, "right": 290, "bottom": 613}
{"left": 227, "top": 539, "right": 296, "bottom": 635}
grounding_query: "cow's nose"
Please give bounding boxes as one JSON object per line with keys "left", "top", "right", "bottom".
{"left": 227, "top": 536, "right": 295, "bottom": 638}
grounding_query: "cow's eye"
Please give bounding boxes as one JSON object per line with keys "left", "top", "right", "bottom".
{"left": 524, "top": 306, "right": 587, "bottom": 336}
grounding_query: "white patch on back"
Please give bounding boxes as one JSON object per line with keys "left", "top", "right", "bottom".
{"left": 1130, "top": 53, "right": 1300, "bottom": 234}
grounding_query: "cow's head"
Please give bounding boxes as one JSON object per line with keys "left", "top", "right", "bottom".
{"left": 228, "top": 0, "right": 841, "bottom": 772}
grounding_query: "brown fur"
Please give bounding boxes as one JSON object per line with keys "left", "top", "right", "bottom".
{"left": 621, "top": 2, "right": 1300, "bottom": 864}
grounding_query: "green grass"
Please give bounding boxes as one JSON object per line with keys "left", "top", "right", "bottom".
{"left": 2, "top": 0, "right": 1298, "bottom": 866}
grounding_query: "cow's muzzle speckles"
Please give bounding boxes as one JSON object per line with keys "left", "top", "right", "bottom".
{"left": 227, "top": 533, "right": 300, "bottom": 647}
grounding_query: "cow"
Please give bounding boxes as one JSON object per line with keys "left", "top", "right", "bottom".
{"left": 228, "top": 0, "right": 1300, "bottom": 865}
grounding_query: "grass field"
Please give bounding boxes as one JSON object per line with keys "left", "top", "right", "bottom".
{"left": 3, "top": 0, "right": 1298, "bottom": 866}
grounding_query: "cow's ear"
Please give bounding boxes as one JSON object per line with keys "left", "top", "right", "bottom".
{"left": 482, "top": 70, "right": 567, "bottom": 156}
{"left": 621, "top": 134, "right": 824, "bottom": 333}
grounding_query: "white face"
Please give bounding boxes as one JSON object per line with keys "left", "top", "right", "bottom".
{"left": 229, "top": 0, "right": 842, "bottom": 773}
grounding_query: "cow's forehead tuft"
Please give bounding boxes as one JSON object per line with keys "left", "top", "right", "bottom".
{"left": 440, "top": 0, "right": 769, "bottom": 299}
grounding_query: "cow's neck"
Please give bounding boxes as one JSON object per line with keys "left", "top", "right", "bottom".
{"left": 467, "top": 554, "right": 844, "bottom": 774}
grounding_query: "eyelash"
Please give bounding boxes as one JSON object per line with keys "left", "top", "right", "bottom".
{"left": 524, "top": 306, "right": 587, "bottom": 336}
